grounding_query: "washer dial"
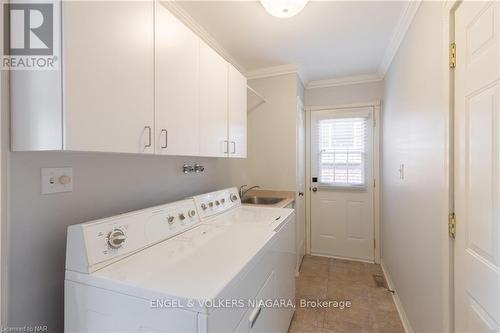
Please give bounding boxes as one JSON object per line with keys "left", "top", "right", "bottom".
{"left": 107, "top": 229, "right": 126, "bottom": 249}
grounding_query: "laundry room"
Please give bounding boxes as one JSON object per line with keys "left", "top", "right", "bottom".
{"left": 0, "top": 1, "right": 498, "bottom": 333}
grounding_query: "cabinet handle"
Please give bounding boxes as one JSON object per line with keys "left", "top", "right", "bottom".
{"left": 161, "top": 129, "right": 168, "bottom": 149}
{"left": 249, "top": 306, "right": 262, "bottom": 328}
{"left": 231, "top": 141, "right": 236, "bottom": 154}
{"left": 144, "top": 126, "right": 152, "bottom": 148}
{"left": 223, "top": 140, "right": 229, "bottom": 154}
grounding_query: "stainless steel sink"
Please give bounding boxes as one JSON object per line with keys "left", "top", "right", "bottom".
{"left": 241, "top": 196, "right": 285, "bottom": 205}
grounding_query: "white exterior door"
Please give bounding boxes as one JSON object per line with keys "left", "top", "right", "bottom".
{"left": 310, "top": 107, "right": 374, "bottom": 261}
{"left": 454, "top": 1, "right": 500, "bottom": 332}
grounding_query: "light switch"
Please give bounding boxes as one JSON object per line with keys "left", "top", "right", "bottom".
{"left": 398, "top": 164, "right": 405, "bottom": 180}
{"left": 41, "top": 167, "right": 73, "bottom": 194}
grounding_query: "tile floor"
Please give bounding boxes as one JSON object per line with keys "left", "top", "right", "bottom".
{"left": 288, "top": 255, "right": 405, "bottom": 333}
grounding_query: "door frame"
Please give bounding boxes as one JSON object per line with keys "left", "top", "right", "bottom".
{"left": 443, "top": 1, "right": 460, "bottom": 332}
{"left": 305, "top": 101, "right": 381, "bottom": 264}
{"left": 295, "top": 96, "right": 306, "bottom": 274}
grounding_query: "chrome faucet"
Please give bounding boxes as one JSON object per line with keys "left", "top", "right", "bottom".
{"left": 239, "top": 184, "right": 261, "bottom": 198}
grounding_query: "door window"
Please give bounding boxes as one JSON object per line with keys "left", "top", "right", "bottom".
{"left": 316, "top": 117, "right": 368, "bottom": 188}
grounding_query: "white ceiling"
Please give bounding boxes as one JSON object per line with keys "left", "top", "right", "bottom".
{"left": 178, "top": 1, "right": 408, "bottom": 82}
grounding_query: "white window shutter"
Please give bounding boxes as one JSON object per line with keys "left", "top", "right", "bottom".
{"left": 317, "top": 116, "right": 368, "bottom": 188}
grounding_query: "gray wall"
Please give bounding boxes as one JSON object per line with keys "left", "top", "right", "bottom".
{"left": 381, "top": 2, "right": 449, "bottom": 332}
{"left": 7, "top": 152, "right": 232, "bottom": 331}
{"left": 229, "top": 73, "right": 299, "bottom": 190}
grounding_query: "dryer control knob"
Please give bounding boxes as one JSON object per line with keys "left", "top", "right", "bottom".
{"left": 188, "top": 209, "right": 196, "bottom": 217}
{"left": 201, "top": 203, "right": 207, "bottom": 210}
{"left": 179, "top": 213, "right": 186, "bottom": 220}
{"left": 107, "top": 229, "right": 126, "bottom": 249}
{"left": 230, "top": 194, "right": 238, "bottom": 202}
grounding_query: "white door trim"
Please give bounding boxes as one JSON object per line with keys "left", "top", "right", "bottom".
{"left": 442, "top": 2, "right": 459, "bottom": 333}
{"left": 305, "top": 100, "right": 381, "bottom": 264}
{"left": 295, "top": 96, "right": 306, "bottom": 274}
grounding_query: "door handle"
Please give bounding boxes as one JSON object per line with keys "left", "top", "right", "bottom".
{"left": 161, "top": 129, "right": 168, "bottom": 149}
{"left": 144, "top": 126, "right": 152, "bottom": 148}
{"left": 298, "top": 192, "right": 304, "bottom": 196}
{"left": 312, "top": 187, "right": 318, "bottom": 192}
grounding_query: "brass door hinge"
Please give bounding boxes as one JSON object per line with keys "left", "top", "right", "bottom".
{"left": 450, "top": 42, "right": 457, "bottom": 69}
{"left": 448, "top": 213, "right": 456, "bottom": 238}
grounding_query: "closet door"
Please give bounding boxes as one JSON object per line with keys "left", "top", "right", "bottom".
{"left": 228, "top": 64, "right": 247, "bottom": 158}
{"left": 155, "top": 3, "right": 200, "bottom": 156}
{"left": 63, "top": 1, "right": 154, "bottom": 153}
{"left": 199, "top": 41, "right": 228, "bottom": 157}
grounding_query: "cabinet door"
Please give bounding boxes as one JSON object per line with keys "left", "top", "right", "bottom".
{"left": 155, "top": 3, "right": 199, "bottom": 156}
{"left": 63, "top": 1, "right": 154, "bottom": 153}
{"left": 228, "top": 65, "right": 247, "bottom": 158}
{"left": 199, "top": 41, "right": 228, "bottom": 157}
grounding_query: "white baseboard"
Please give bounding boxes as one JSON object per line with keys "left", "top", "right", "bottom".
{"left": 380, "top": 260, "right": 414, "bottom": 333}
{"left": 295, "top": 250, "right": 304, "bottom": 277}
{"left": 310, "top": 252, "right": 375, "bottom": 264}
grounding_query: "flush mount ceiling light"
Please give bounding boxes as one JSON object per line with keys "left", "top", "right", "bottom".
{"left": 260, "top": 0, "right": 309, "bottom": 18}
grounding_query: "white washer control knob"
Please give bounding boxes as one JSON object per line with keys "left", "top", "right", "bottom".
{"left": 107, "top": 229, "right": 126, "bottom": 249}
{"left": 179, "top": 213, "right": 186, "bottom": 220}
{"left": 208, "top": 202, "right": 214, "bottom": 208}
{"left": 201, "top": 203, "right": 207, "bottom": 210}
{"left": 215, "top": 200, "right": 220, "bottom": 206}
{"left": 221, "top": 198, "right": 226, "bottom": 204}
{"left": 188, "top": 209, "right": 196, "bottom": 217}
{"left": 167, "top": 216, "right": 175, "bottom": 224}
{"left": 230, "top": 194, "right": 238, "bottom": 202}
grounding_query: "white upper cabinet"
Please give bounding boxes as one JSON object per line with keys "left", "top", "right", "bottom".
{"left": 199, "top": 41, "right": 229, "bottom": 157}
{"left": 228, "top": 65, "right": 247, "bottom": 158}
{"left": 155, "top": 3, "right": 200, "bottom": 156}
{"left": 10, "top": 2, "right": 247, "bottom": 159}
{"left": 63, "top": 1, "right": 154, "bottom": 154}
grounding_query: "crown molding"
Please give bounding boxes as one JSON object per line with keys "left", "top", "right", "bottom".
{"left": 306, "top": 73, "right": 383, "bottom": 89}
{"left": 160, "top": 1, "right": 247, "bottom": 75}
{"left": 246, "top": 64, "right": 308, "bottom": 86}
{"left": 247, "top": 64, "right": 300, "bottom": 79}
{"left": 378, "top": 0, "right": 421, "bottom": 76}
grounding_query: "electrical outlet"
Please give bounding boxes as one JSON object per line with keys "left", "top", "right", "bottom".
{"left": 41, "top": 167, "right": 73, "bottom": 194}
